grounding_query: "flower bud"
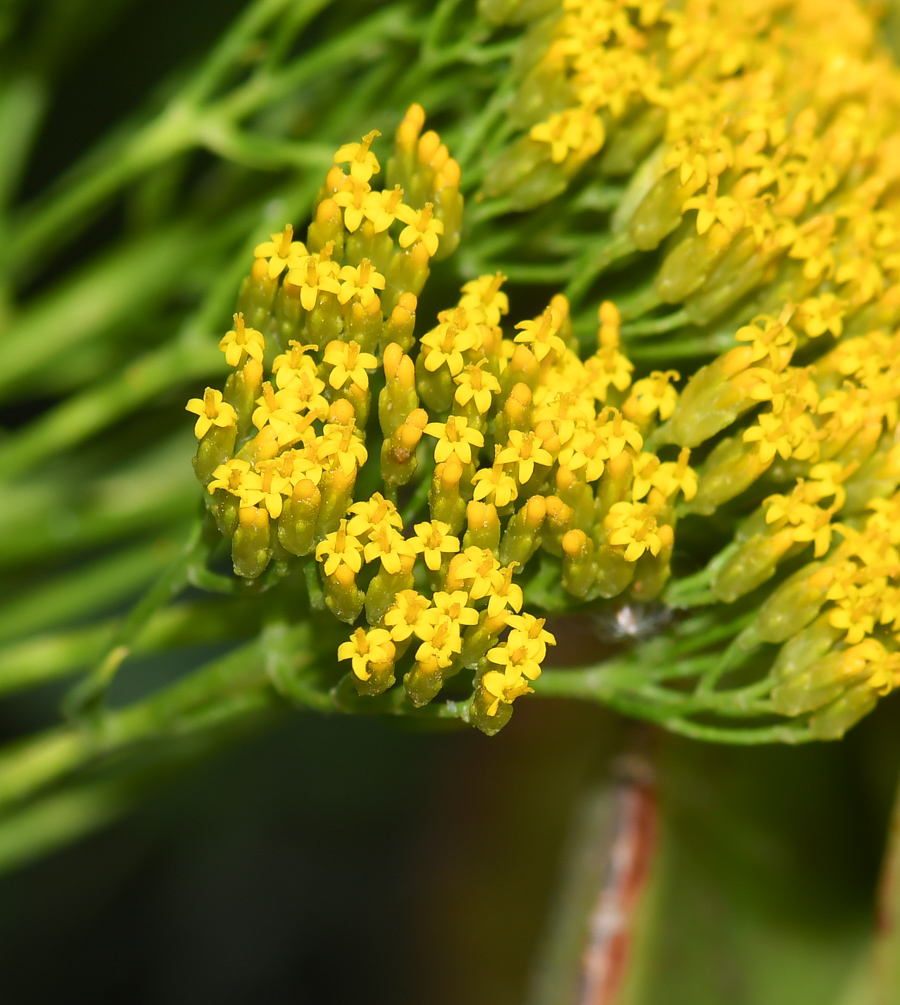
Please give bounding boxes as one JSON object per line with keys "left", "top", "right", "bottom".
{"left": 277, "top": 478, "right": 321, "bottom": 557}
{"left": 629, "top": 170, "right": 684, "bottom": 251}
{"left": 429, "top": 454, "right": 467, "bottom": 533}
{"left": 464, "top": 501, "right": 501, "bottom": 553}
{"left": 562, "top": 529, "right": 596, "bottom": 598}
{"left": 541, "top": 495, "right": 574, "bottom": 556}
{"left": 381, "top": 408, "right": 427, "bottom": 488}
{"left": 809, "top": 684, "right": 878, "bottom": 740}
{"left": 307, "top": 197, "right": 345, "bottom": 259}
{"left": 324, "top": 564, "right": 365, "bottom": 624}
{"left": 381, "top": 292, "right": 417, "bottom": 354}
{"left": 379, "top": 343, "right": 419, "bottom": 435}
{"left": 754, "top": 562, "right": 828, "bottom": 643}
{"left": 500, "top": 496, "right": 547, "bottom": 567}
{"left": 232, "top": 506, "right": 271, "bottom": 579}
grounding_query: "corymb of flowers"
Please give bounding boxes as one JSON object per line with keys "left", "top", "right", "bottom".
{"left": 188, "top": 0, "right": 900, "bottom": 742}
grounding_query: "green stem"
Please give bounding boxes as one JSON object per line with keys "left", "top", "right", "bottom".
{"left": 622, "top": 308, "right": 689, "bottom": 337}
{"left": 563, "top": 231, "right": 636, "bottom": 306}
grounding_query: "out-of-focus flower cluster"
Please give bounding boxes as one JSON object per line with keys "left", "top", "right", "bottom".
{"left": 189, "top": 0, "right": 900, "bottom": 740}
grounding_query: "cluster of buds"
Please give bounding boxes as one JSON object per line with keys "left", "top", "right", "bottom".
{"left": 186, "top": 108, "right": 709, "bottom": 734}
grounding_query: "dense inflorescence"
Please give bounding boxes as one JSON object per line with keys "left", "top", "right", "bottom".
{"left": 189, "top": 1, "right": 900, "bottom": 740}
{"left": 479, "top": 0, "right": 900, "bottom": 738}
{"left": 188, "top": 107, "right": 701, "bottom": 733}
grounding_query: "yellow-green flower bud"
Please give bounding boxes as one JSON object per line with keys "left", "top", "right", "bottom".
{"left": 591, "top": 543, "right": 636, "bottom": 599}
{"left": 316, "top": 464, "right": 357, "bottom": 538}
{"left": 383, "top": 242, "right": 431, "bottom": 314}
{"left": 429, "top": 454, "right": 467, "bottom": 534}
{"left": 307, "top": 197, "right": 345, "bottom": 259}
{"left": 809, "top": 684, "right": 878, "bottom": 740}
{"left": 655, "top": 228, "right": 729, "bottom": 303}
{"left": 770, "top": 612, "right": 844, "bottom": 697}
{"left": 379, "top": 343, "right": 419, "bottom": 436}
{"left": 232, "top": 506, "right": 272, "bottom": 579}
{"left": 463, "top": 500, "right": 501, "bottom": 553}
{"left": 323, "top": 564, "right": 365, "bottom": 624}
{"left": 630, "top": 523, "right": 675, "bottom": 601}
{"left": 365, "top": 560, "right": 415, "bottom": 626}
{"left": 276, "top": 478, "right": 321, "bottom": 557}
{"left": 628, "top": 170, "right": 684, "bottom": 251}
{"left": 236, "top": 258, "right": 279, "bottom": 331}
{"left": 343, "top": 290, "right": 384, "bottom": 354}
{"left": 381, "top": 409, "right": 427, "bottom": 489}
{"left": 686, "top": 435, "right": 770, "bottom": 515}
{"left": 381, "top": 292, "right": 417, "bottom": 354}
{"left": 541, "top": 494, "right": 575, "bottom": 557}
{"left": 562, "top": 529, "right": 596, "bottom": 598}
{"left": 754, "top": 561, "right": 828, "bottom": 643}
{"left": 499, "top": 496, "right": 547, "bottom": 567}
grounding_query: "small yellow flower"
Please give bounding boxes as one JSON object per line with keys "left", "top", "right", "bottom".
{"left": 286, "top": 255, "right": 341, "bottom": 311}
{"left": 396, "top": 202, "right": 444, "bottom": 257}
{"left": 319, "top": 422, "right": 368, "bottom": 474}
{"left": 333, "top": 129, "right": 381, "bottom": 183}
{"left": 185, "top": 388, "right": 237, "bottom": 439}
{"left": 423, "top": 415, "right": 485, "bottom": 466}
{"left": 682, "top": 177, "right": 745, "bottom": 236}
{"left": 218, "top": 313, "right": 266, "bottom": 369}
{"left": 346, "top": 493, "right": 403, "bottom": 539}
{"left": 242, "top": 463, "right": 291, "bottom": 519}
{"left": 253, "top": 224, "right": 308, "bottom": 279}
{"left": 207, "top": 459, "right": 251, "bottom": 497}
{"left": 430, "top": 591, "right": 480, "bottom": 628}
{"left": 624, "top": 370, "right": 680, "bottom": 424}
{"left": 337, "top": 259, "right": 386, "bottom": 307}
{"left": 362, "top": 185, "right": 404, "bottom": 232}
{"left": 471, "top": 461, "right": 519, "bottom": 508}
{"left": 364, "top": 525, "right": 418, "bottom": 576}
{"left": 453, "top": 361, "right": 501, "bottom": 414}
{"left": 413, "top": 618, "right": 462, "bottom": 669}
{"left": 487, "top": 637, "right": 543, "bottom": 682}
{"left": 338, "top": 626, "right": 395, "bottom": 682}
{"left": 322, "top": 340, "right": 377, "bottom": 391}
{"left": 605, "top": 502, "right": 668, "bottom": 563}
{"left": 480, "top": 666, "right": 533, "bottom": 717}
{"left": 420, "top": 309, "right": 481, "bottom": 376}
{"left": 485, "top": 564, "right": 524, "bottom": 619}
{"left": 411, "top": 521, "right": 460, "bottom": 571}
{"left": 496, "top": 430, "right": 554, "bottom": 484}
{"left": 333, "top": 178, "right": 370, "bottom": 233}
{"left": 251, "top": 382, "right": 302, "bottom": 433}
{"left": 383, "top": 590, "right": 434, "bottom": 642}
{"left": 458, "top": 273, "right": 509, "bottom": 326}
{"left": 529, "top": 108, "right": 604, "bottom": 164}
{"left": 446, "top": 546, "right": 501, "bottom": 600}
{"left": 315, "top": 520, "right": 365, "bottom": 578}
{"left": 505, "top": 613, "right": 556, "bottom": 663}
{"left": 514, "top": 307, "right": 567, "bottom": 362}
{"left": 272, "top": 341, "right": 320, "bottom": 390}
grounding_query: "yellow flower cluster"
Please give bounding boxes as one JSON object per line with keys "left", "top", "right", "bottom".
{"left": 472, "top": 0, "right": 900, "bottom": 737}
{"left": 185, "top": 107, "right": 710, "bottom": 733}
{"left": 187, "top": 0, "right": 900, "bottom": 739}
